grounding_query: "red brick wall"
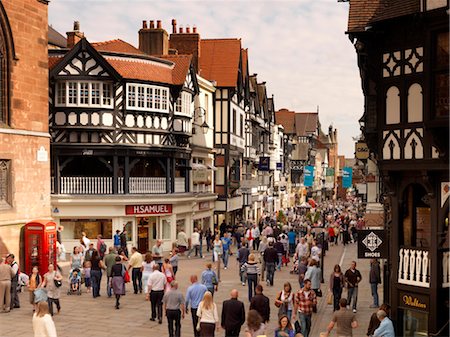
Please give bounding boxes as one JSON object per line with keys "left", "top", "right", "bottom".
{"left": 0, "top": 0, "right": 50, "bottom": 259}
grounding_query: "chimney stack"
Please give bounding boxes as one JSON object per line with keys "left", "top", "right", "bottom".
{"left": 66, "top": 21, "right": 85, "bottom": 48}
{"left": 169, "top": 20, "right": 201, "bottom": 73}
{"left": 172, "top": 19, "right": 177, "bottom": 34}
{"left": 138, "top": 19, "right": 169, "bottom": 55}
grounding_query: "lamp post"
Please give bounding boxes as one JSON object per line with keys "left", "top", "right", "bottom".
{"left": 192, "top": 106, "right": 209, "bottom": 134}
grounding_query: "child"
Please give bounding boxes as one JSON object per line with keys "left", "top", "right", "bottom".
{"left": 71, "top": 270, "right": 80, "bottom": 292}
{"left": 83, "top": 260, "right": 91, "bottom": 293}
{"left": 27, "top": 266, "right": 41, "bottom": 312}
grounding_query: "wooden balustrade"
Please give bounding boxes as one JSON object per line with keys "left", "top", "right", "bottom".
{"left": 398, "top": 247, "right": 430, "bottom": 288}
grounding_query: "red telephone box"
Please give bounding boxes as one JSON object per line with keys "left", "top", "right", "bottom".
{"left": 23, "top": 220, "right": 57, "bottom": 275}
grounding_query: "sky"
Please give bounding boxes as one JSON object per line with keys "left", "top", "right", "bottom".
{"left": 49, "top": 0, "right": 363, "bottom": 157}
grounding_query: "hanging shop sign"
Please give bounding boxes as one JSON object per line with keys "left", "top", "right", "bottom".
{"left": 357, "top": 229, "right": 388, "bottom": 258}
{"left": 303, "top": 166, "right": 314, "bottom": 187}
{"left": 198, "top": 201, "right": 210, "bottom": 210}
{"left": 355, "top": 141, "right": 370, "bottom": 160}
{"left": 399, "top": 291, "right": 429, "bottom": 312}
{"left": 258, "top": 157, "right": 270, "bottom": 171}
{"left": 126, "top": 204, "right": 172, "bottom": 215}
{"left": 342, "top": 167, "right": 353, "bottom": 188}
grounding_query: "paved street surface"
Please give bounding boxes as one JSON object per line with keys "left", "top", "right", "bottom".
{"left": 0, "top": 242, "right": 381, "bottom": 337}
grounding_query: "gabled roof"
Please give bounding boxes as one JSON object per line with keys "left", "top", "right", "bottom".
{"left": 276, "top": 109, "right": 296, "bottom": 134}
{"left": 370, "top": 0, "right": 420, "bottom": 23}
{"left": 158, "top": 54, "right": 193, "bottom": 86}
{"left": 276, "top": 108, "right": 318, "bottom": 137}
{"left": 199, "top": 39, "right": 241, "bottom": 87}
{"left": 91, "top": 39, "right": 145, "bottom": 55}
{"left": 48, "top": 25, "right": 66, "bottom": 48}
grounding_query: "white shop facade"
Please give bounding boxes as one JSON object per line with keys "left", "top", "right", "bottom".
{"left": 51, "top": 194, "right": 216, "bottom": 254}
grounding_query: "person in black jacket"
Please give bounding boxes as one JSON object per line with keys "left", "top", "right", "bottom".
{"left": 249, "top": 284, "right": 270, "bottom": 323}
{"left": 221, "top": 289, "right": 245, "bottom": 337}
{"left": 263, "top": 242, "right": 278, "bottom": 286}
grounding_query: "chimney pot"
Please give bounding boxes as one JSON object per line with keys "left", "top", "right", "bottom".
{"left": 186, "top": 25, "right": 190, "bottom": 33}
{"left": 171, "top": 19, "right": 177, "bottom": 34}
{"left": 142, "top": 20, "right": 147, "bottom": 29}
{"left": 193, "top": 25, "right": 197, "bottom": 33}
{"left": 150, "top": 20, "right": 155, "bottom": 29}
{"left": 157, "top": 20, "right": 162, "bottom": 29}
{"left": 179, "top": 26, "right": 183, "bottom": 33}
{"left": 73, "top": 21, "right": 80, "bottom": 31}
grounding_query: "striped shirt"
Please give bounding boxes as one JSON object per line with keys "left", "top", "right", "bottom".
{"left": 241, "top": 261, "right": 260, "bottom": 275}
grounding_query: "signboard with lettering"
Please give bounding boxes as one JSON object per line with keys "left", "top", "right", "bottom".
{"left": 355, "top": 141, "right": 370, "bottom": 160}
{"left": 258, "top": 157, "right": 270, "bottom": 171}
{"left": 357, "top": 230, "right": 388, "bottom": 258}
{"left": 276, "top": 162, "right": 283, "bottom": 170}
{"left": 125, "top": 204, "right": 172, "bottom": 215}
{"left": 193, "top": 170, "right": 209, "bottom": 184}
{"left": 198, "top": 201, "right": 209, "bottom": 210}
{"left": 399, "top": 291, "right": 429, "bottom": 312}
{"left": 303, "top": 166, "right": 314, "bottom": 187}
{"left": 342, "top": 167, "right": 353, "bottom": 188}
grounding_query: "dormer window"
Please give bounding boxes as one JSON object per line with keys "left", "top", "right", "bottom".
{"left": 56, "top": 81, "right": 113, "bottom": 108}
{"left": 175, "top": 92, "right": 192, "bottom": 116}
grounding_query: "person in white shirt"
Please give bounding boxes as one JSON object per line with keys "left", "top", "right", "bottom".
{"left": 295, "top": 237, "right": 309, "bottom": 260}
{"left": 187, "top": 228, "right": 202, "bottom": 258}
{"left": 251, "top": 224, "right": 261, "bottom": 251}
{"left": 81, "top": 232, "right": 90, "bottom": 249}
{"left": 33, "top": 301, "right": 57, "bottom": 337}
{"left": 146, "top": 264, "right": 166, "bottom": 324}
{"left": 310, "top": 240, "right": 322, "bottom": 263}
{"left": 197, "top": 291, "right": 219, "bottom": 336}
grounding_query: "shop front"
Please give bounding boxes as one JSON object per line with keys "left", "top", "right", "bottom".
{"left": 398, "top": 291, "right": 429, "bottom": 337}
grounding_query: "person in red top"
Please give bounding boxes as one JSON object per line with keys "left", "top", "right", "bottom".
{"left": 292, "top": 279, "right": 317, "bottom": 337}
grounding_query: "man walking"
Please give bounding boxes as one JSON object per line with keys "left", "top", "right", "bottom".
{"left": 185, "top": 275, "right": 207, "bottom": 337}
{"left": 146, "top": 264, "right": 166, "bottom": 324}
{"left": 162, "top": 281, "right": 185, "bottom": 337}
{"left": 325, "top": 298, "right": 358, "bottom": 337}
{"left": 128, "top": 247, "right": 143, "bottom": 294}
{"left": 104, "top": 247, "right": 117, "bottom": 297}
{"left": 263, "top": 241, "right": 278, "bottom": 286}
{"left": 249, "top": 284, "right": 270, "bottom": 323}
{"left": 187, "top": 228, "right": 201, "bottom": 258}
{"left": 222, "top": 289, "right": 245, "bottom": 337}
{"left": 221, "top": 232, "right": 232, "bottom": 269}
{"left": 293, "top": 279, "right": 317, "bottom": 337}
{"left": 152, "top": 240, "right": 164, "bottom": 270}
{"left": 6, "top": 254, "right": 19, "bottom": 309}
{"left": 113, "top": 229, "right": 121, "bottom": 252}
{"left": 345, "top": 261, "right": 362, "bottom": 313}
{"left": 0, "top": 257, "right": 13, "bottom": 313}
{"left": 373, "top": 309, "right": 395, "bottom": 337}
{"left": 237, "top": 241, "right": 250, "bottom": 286}
{"left": 295, "top": 237, "right": 309, "bottom": 260}
{"left": 369, "top": 259, "right": 381, "bottom": 308}
{"left": 252, "top": 224, "right": 261, "bottom": 251}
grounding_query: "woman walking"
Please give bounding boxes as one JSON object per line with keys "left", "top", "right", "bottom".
{"left": 244, "top": 310, "right": 266, "bottom": 337}
{"left": 162, "top": 258, "right": 175, "bottom": 292}
{"left": 69, "top": 246, "right": 83, "bottom": 271}
{"left": 329, "top": 264, "right": 345, "bottom": 311}
{"left": 196, "top": 291, "right": 219, "bottom": 337}
{"left": 110, "top": 256, "right": 126, "bottom": 309}
{"left": 274, "top": 314, "right": 295, "bottom": 337}
{"left": 32, "top": 301, "right": 57, "bottom": 337}
{"left": 258, "top": 236, "right": 268, "bottom": 281}
{"left": 274, "top": 282, "right": 294, "bottom": 320}
{"left": 169, "top": 247, "right": 179, "bottom": 275}
{"left": 90, "top": 250, "right": 106, "bottom": 298}
{"left": 141, "top": 253, "right": 155, "bottom": 294}
{"left": 212, "top": 235, "right": 222, "bottom": 262}
{"left": 41, "top": 264, "right": 62, "bottom": 316}
{"left": 240, "top": 254, "right": 260, "bottom": 301}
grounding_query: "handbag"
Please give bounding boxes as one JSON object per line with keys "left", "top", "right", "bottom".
{"left": 274, "top": 291, "right": 282, "bottom": 308}
{"left": 327, "top": 292, "right": 333, "bottom": 305}
{"left": 124, "top": 270, "right": 131, "bottom": 283}
{"left": 54, "top": 279, "right": 62, "bottom": 288}
{"left": 278, "top": 302, "right": 288, "bottom": 317}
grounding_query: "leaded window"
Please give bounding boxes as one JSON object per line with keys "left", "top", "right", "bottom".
{"left": 91, "top": 82, "right": 100, "bottom": 105}
{"left": 126, "top": 84, "right": 169, "bottom": 113}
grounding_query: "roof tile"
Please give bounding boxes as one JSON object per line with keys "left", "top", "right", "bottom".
{"left": 91, "top": 39, "right": 146, "bottom": 55}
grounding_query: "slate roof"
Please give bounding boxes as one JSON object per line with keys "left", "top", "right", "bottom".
{"left": 199, "top": 39, "right": 241, "bottom": 87}
{"left": 48, "top": 25, "right": 66, "bottom": 48}
{"left": 91, "top": 39, "right": 145, "bottom": 55}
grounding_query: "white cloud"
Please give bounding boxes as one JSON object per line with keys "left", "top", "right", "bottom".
{"left": 49, "top": 0, "right": 363, "bottom": 157}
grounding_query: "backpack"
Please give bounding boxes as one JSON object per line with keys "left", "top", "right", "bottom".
{"left": 100, "top": 242, "right": 107, "bottom": 254}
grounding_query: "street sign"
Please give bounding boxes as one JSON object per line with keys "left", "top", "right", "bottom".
{"left": 355, "top": 141, "right": 370, "bottom": 160}
{"left": 357, "top": 229, "right": 388, "bottom": 258}
{"left": 258, "top": 157, "right": 270, "bottom": 171}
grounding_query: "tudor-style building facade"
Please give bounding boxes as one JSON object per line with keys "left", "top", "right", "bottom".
{"left": 347, "top": 1, "right": 449, "bottom": 335}
{"left": 48, "top": 23, "right": 216, "bottom": 253}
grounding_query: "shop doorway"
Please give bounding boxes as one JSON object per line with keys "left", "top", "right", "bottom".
{"left": 137, "top": 217, "right": 157, "bottom": 253}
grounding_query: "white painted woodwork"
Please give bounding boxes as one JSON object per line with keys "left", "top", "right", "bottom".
{"left": 161, "top": 117, "right": 168, "bottom": 130}
{"left": 68, "top": 112, "right": 77, "bottom": 125}
{"left": 137, "top": 134, "right": 145, "bottom": 144}
{"left": 91, "top": 113, "right": 100, "bottom": 126}
{"left": 80, "top": 112, "right": 88, "bottom": 126}
{"left": 386, "top": 86, "right": 400, "bottom": 124}
{"left": 125, "top": 114, "right": 134, "bottom": 127}
{"left": 174, "top": 177, "right": 186, "bottom": 193}
{"left": 102, "top": 113, "right": 113, "bottom": 126}
{"left": 407, "top": 83, "right": 423, "bottom": 122}
{"left": 137, "top": 115, "right": 144, "bottom": 128}
{"left": 145, "top": 116, "right": 152, "bottom": 128}
{"left": 154, "top": 117, "right": 160, "bottom": 129}
{"left": 398, "top": 247, "right": 430, "bottom": 288}
{"left": 222, "top": 101, "right": 228, "bottom": 132}
{"left": 60, "top": 176, "right": 113, "bottom": 194}
{"left": 128, "top": 177, "right": 166, "bottom": 194}
{"left": 55, "top": 112, "right": 66, "bottom": 125}
{"left": 404, "top": 128, "right": 424, "bottom": 159}
{"left": 382, "top": 130, "right": 401, "bottom": 160}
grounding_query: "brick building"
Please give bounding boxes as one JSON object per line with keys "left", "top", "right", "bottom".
{"left": 0, "top": 0, "right": 50, "bottom": 259}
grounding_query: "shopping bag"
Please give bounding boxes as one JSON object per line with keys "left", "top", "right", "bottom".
{"left": 327, "top": 292, "right": 333, "bottom": 305}
{"left": 124, "top": 270, "right": 131, "bottom": 283}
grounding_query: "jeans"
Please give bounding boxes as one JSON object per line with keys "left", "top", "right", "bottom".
{"left": 253, "top": 238, "right": 260, "bottom": 251}
{"left": 277, "top": 253, "right": 283, "bottom": 270}
{"left": 107, "top": 276, "right": 112, "bottom": 297}
{"left": 150, "top": 290, "right": 164, "bottom": 321}
{"left": 370, "top": 283, "right": 379, "bottom": 306}
{"left": 47, "top": 297, "right": 60, "bottom": 316}
{"left": 239, "top": 264, "right": 247, "bottom": 284}
{"left": 132, "top": 268, "right": 142, "bottom": 293}
{"left": 166, "top": 309, "right": 181, "bottom": 337}
{"left": 191, "top": 308, "right": 200, "bottom": 337}
{"left": 266, "top": 262, "right": 276, "bottom": 286}
{"left": 298, "top": 312, "right": 312, "bottom": 337}
{"left": 222, "top": 250, "right": 229, "bottom": 267}
{"left": 10, "top": 280, "right": 19, "bottom": 308}
{"left": 91, "top": 269, "right": 102, "bottom": 298}
{"left": 289, "top": 243, "right": 296, "bottom": 255}
{"left": 332, "top": 287, "right": 342, "bottom": 311}
{"left": 247, "top": 274, "right": 258, "bottom": 301}
{"left": 187, "top": 245, "right": 201, "bottom": 258}
{"left": 347, "top": 287, "right": 358, "bottom": 310}
{"left": 260, "top": 260, "right": 265, "bottom": 281}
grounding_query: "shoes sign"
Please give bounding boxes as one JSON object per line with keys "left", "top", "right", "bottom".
{"left": 357, "top": 229, "right": 387, "bottom": 259}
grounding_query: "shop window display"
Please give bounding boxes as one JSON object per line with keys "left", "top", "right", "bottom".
{"left": 60, "top": 219, "right": 113, "bottom": 240}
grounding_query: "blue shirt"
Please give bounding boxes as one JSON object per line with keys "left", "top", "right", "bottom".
{"left": 201, "top": 269, "right": 217, "bottom": 289}
{"left": 221, "top": 237, "right": 232, "bottom": 251}
{"left": 185, "top": 282, "right": 207, "bottom": 309}
{"left": 374, "top": 317, "right": 395, "bottom": 337}
{"left": 288, "top": 231, "right": 296, "bottom": 244}
{"left": 113, "top": 234, "right": 120, "bottom": 246}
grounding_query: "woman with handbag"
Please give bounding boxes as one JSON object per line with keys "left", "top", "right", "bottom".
{"left": 110, "top": 256, "right": 126, "bottom": 309}
{"left": 196, "top": 291, "right": 219, "bottom": 337}
{"left": 41, "top": 264, "right": 62, "bottom": 316}
{"left": 329, "top": 264, "right": 344, "bottom": 311}
{"left": 240, "top": 254, "right": 260, "bottom": 301}
{"left": 32, "top": 301, "right": 57, "bottom": 337}
{"left": 90, "top": 250, "right": 106, "bottom": 298}
{"left": 274, "top": 282, "right": 294, "bottom": 320}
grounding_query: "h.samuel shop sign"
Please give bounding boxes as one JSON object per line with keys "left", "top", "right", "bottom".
{"left": 126, "top": 204, "right": 172, "bottom": 215}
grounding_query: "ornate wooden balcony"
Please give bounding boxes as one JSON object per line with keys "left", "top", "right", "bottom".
{"left": 398, "top": 247, "right": 430, "bottom": 288}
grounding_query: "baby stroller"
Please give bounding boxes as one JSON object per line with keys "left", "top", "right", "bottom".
{"left": 67, "top": 268, "right": 82, "bottom": 295}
